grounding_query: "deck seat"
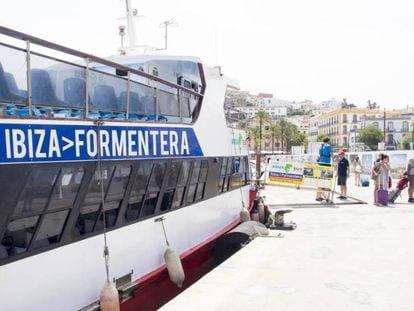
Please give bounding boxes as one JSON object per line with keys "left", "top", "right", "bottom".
{"left": 64, "top": 77, "right": 86, "bottom": 108}
{"left": 88, "top": 110, "right": 101, "bottom": 119}
{"left": 31, "top": 69, "right": 61, "bottom": 105}
{"left": 0, "top": 63, "right": 23, "bottom": 102}
{"left": 17, "top": 106, "right": 43, "bottom": 117}
{"left": 113, "top": 113, "right": 126, "bottom": 120}
{"left": 118, "top": 91, "right": 139, "bottom": 113}
{"left": 146, "top": 115, "right": 168, "bottom": 122}
{"left": 4, "top": 72, "right": 27, "bottom": 99}
{"left": 141, "top": 95, "right": 156, "bottom": 114}
{"left": 92, "top": 85, "right": 117, "bottom": 112}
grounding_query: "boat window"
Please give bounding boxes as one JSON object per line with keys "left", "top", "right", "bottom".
{"left": 31, "top": 210, "right": 69, "bottom": 250}
{"left": 177, "top": 160, "right": 191, "bottom": 186}
{"left": 77, "top": 164, "right": 131, "bottom": 234}
{"left": 14, "top": 168, "right": 60, "bottom": 217}
{"left": 140, "top": 163, "right": 166, "bottom": 218}
{"left": 219, "top": 157, "right": 234, "bottom": 193}
{"left": 160, "top": 161, "right": 182, "bottom": 212}
{"left": 5, "top": 216, "right": 39, "bottom": 254}
{"left": 169, "top": 160, "right": 191, "bottom": 209}
{"left": 126, "top": 162, "right": 153, "bottom": 222}
{"left": 49, "top": 167, "right": 85, "bottom": 211}
{"left": 186, "top": 159, "right": 208, "bottom": 203}
{"left": 2, "top": 165, "right": 85, "bottom": 258}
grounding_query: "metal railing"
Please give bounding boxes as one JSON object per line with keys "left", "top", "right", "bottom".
{"left": 0, "top": 25, "right": 205, "bottom": 123}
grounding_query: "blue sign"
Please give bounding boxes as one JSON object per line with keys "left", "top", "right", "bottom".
{"left": 0, "top": 124, "right": 203, "bottom": 163}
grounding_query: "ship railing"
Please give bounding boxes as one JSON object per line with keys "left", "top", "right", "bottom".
{"left": 0, "top": 25, "right": 204, "bottom": 123}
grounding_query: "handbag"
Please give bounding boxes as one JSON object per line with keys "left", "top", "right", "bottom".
{"left": 388, "top": 176, "right": 392, "bottom": 189}
{"left": 355, "top": 164, "right": 362, "bottom": 173}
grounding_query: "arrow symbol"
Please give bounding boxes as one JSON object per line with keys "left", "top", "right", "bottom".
{"left": 62, "top": 136, "right": 74, "bottom": 151}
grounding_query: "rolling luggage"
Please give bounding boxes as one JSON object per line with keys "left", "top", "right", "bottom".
{"left": 388, "top": 175, "right": 409, "bottom": 204}
{"left": 360, "top": 175, "right": 369, "bottom": 187}
{"left": 377, "top": 176, "right": 388, "bottom": 206}
{"left": 377, "top": 188, "right": 388, "bottom": 206}
{"left": 388, "top": 189, "right": 401, "bottom": 204}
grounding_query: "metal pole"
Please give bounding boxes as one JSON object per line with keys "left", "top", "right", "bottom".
{"left": 126, "top": 72, "right": 130, "bottom": 119}
{"left": 26, "top": 40, "right": 32, "bottom": 116}
{"left": 85, "top": 58, "right": 90, "bottom": 117}
{"left": 383, "top": 108, "right": 386, "bottom": 146}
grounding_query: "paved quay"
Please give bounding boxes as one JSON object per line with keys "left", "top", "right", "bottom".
{"left": 161, "top": 181, "right": 414, "bottom": 311}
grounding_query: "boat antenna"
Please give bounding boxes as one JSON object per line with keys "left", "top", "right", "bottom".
{"left": 157, "top": 19, "right": 178, "bottom": 50}
{"left": 118, "top": 0, "right": 144, "bottom": 54}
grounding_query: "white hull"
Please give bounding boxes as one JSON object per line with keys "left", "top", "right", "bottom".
{"left": 0, "top": 186, "right": 249, "bottom": 311}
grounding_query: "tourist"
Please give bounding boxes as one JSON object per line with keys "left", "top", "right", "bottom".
{"left": 316, "top": 137, "right": 332, "bottom": 201}
{"left": 406, "top": 158, "right": 414, "bottom": 203}
{"left": 371, "top": 154, "right": 391, "bottom": 206}
{"left": 337, "top": 151, "right": 350, "bottom": 199}
{"left": 353, "top": 156, "right": 362, "bottom": 186}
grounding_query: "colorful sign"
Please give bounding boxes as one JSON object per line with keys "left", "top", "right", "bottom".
{"left": 267, "top": 160, "right": 334, "bottom": 189}
{"left": 267, "top": 161, "right": 304, "bottom": 185}
{"left": 302, "top": 163, "right": 334, "bottom": 189}
{"left": 0, "top": 124, "right": 203, "bottom": 163}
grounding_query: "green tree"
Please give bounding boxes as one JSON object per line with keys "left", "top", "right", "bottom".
{"left": 317, "top": 134, "right": 325, "bottom": 142}
{"left": 401, "top": 133, "right": 412, "bottom": 150}
{"left": 359, "top": 124, "right": 383, "bottom": 150}
{"left": 367, "top": 100, "right": 379, "bottom": 109}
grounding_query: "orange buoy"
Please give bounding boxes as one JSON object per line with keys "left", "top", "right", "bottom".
{"left": 100, "top": 280, "right": 120, "bottom": 311}
{"left": 240, "top": 207, "right": 250, "bottom": 222}
{"left": 164, "top": 246, "right": 185, "bottom": 287}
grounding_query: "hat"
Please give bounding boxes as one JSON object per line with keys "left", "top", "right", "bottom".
{"left": 339, "top": 150, "right": 345, "bottom": 155}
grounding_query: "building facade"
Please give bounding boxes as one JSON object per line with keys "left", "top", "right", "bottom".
{"left": 308, "top": 108, "right": 401, "bottom": 149}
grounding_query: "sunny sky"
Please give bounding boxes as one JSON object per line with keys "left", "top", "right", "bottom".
{"left": 2, "top": 0, "right": 414, "bottom": 108}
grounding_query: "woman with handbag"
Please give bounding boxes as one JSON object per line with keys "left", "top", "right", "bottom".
{"left": 354, "top": 156, "right": 363, "bottom": 186}
{"left": 372, "top": 154, "right": 390, "bottom": 206}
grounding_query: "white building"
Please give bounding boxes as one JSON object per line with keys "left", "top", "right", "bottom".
{"left": 358, "top": 115, "right": 413, "bottom": 150}
{"left": 239, "top": 106, "right": 287, "bottom": 120}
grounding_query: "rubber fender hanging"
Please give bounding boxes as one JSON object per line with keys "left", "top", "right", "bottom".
{"left": 213, "top": 221, "right": 268, "bottom": 264}
{"left": 164, "top": 246, "right": 185, "bottom": 287}
{"left": 240, "top": 207, "right": 251, "bottom": 222}
{"left": 100, "top": 280, "right": 120, "bottom": 311}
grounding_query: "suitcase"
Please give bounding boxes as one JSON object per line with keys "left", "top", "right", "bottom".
{"left": 360, "top": 175, "right": 369, "bottom": 187}
{"left": 377, "top": 176, "right": 388, "bottom": 206}
{"left": 378, "top": 189, "right": 388, "bottom": 206}
{"left": 388, "top": 188, "right": 401, "bottom": 203}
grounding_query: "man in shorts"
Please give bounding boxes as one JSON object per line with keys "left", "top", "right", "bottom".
{"left": 316, "top": 137, "right": 332, "bottom": 201}
{"left": 337, "top": 150, "right": 350, "bottom": 199}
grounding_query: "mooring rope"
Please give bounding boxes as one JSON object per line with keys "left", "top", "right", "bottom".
{"left": 95, "top": 120, "right": 110, "bottom": 283}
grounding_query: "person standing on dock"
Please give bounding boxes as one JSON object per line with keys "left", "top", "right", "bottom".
{"left": 405, "top": 158, "right": 414, "bottom": 203}
{"left": 316, "top": 137, "right": 332, "bottom": 201}
{"left": 336, "top": 150, "right": 350, "bottom": 199}
{"left": 353, "top": 156, "right": 362, "bottom": 186}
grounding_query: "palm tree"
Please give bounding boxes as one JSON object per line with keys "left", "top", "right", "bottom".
{"left": 256, "top": 110, "right": 270, "bottom": 154}
{"left": 269, "top": 123, "right": 280, "bottom": 154}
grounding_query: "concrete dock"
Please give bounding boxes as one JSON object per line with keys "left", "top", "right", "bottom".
{"left": 161, "top": 182, "right": 414, "bottom": 311}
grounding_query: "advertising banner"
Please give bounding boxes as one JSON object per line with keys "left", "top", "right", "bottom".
{"left": 267, "top": 160, "right": 334, "bottom": 190}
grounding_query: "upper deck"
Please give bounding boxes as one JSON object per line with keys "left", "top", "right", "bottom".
{"left": 0, "top": 26, "right": 205, "bottom": 124}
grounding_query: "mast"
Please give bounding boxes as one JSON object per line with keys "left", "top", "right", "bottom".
{"left": 125, "top": 0, "right": 139, "bottom": 48}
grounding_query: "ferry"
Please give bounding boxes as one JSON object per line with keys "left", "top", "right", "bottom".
{"left": 0, "top": 2, "right": 251, "bottom": 310}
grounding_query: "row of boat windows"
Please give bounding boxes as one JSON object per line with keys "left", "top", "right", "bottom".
{"left": 0, "top": 156, "right": 249, "bottom": 261}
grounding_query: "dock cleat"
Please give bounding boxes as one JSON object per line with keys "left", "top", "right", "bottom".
{"left": 269, "top": 209, "right": 297, "bottom": 231}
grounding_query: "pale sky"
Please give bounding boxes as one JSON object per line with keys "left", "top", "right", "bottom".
{"left": 2, "top": 0, "right": 414, "bottom": 109}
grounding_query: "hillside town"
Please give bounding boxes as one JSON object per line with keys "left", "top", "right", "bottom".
{"left": 225, "top": 88, "right": 414, "bottom": 154}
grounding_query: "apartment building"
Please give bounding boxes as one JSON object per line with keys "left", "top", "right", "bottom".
{"left": 308, "top": 108, "right": 400, "bottom": 148}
